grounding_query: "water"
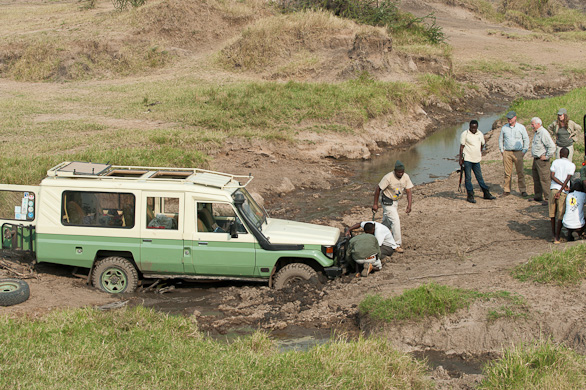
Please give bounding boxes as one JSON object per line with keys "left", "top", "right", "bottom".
{"left": 351, "top": 114, "right": 502, "bottom": 186}
{"left": 277, "top": 113, "right": 502, "bottom": 222}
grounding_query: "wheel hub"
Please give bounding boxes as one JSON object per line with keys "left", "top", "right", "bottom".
{"left": 101, "top": 268, "right": 127, "bottom": 292}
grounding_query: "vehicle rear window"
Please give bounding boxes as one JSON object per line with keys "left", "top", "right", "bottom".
{"left": 62, "top": 191, "right": 135, "bottom": 228}
{"left": 0, "top": 190, "right": 36, "bottom": 221}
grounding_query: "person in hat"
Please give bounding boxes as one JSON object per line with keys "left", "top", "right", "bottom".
{"left": 547, "top": 108, "right": 582, "bottom": 161}
{"left": 498, "top": 111, "right": 529, "bottom": 197}
{"left": 372, "top": 160, "right": 413, "bottom": 252}
{"left": 530, "top": 117, "right": 555, "bottom": 204}
{"left": 459, "top": 119, "right": 496, "bottom": 203}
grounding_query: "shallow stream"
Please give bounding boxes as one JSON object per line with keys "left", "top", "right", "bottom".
{"left": 278, "top": 113, "right": 502, "bottom": 222}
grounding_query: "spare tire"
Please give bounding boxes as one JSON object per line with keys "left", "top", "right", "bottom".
{"left": 0, "top": 278, "right": 30, "bottom": 306}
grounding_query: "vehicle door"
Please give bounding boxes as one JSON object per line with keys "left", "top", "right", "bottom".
{"left": 0, "top": 185, "right": 40, "bottom": 251}
{"left": 191, "top": 201, "right": 256, "bottom": 276}
{"left": 140, "top": 193, "right": 186, "bottom": 274}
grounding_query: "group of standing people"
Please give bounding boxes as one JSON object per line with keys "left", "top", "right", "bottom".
{"left": 344, "top": 108, "right": 582, "bottom": 277}
{"left": 461, "top": 108, "right": 583, "bottom": 243}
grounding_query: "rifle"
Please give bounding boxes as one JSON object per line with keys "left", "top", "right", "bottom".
{"left": 457, "top": 163, "right": 464, "bottom": 192}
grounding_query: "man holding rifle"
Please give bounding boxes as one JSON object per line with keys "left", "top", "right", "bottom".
{"left": 459, "top": 120, "right": 496, "bottom": 203}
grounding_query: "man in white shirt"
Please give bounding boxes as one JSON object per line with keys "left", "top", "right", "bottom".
{"left": 530, "top": 117, "right": 555, "bottom": 204}
{"left": 562, "top": 182, "right": 585, "bottom": 241}
{"left": 459, "top": 120, "right": 496, "bottom": 203}
{"left": 550, "top": 147, "right": 575, "bottom": 243}
{"left": 345, "top": 220, "right": 398, "bottom": 259}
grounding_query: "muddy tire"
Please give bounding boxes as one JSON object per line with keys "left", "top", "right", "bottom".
{"left": 92, "top": 257, "right": 138, "bottom": 294}
{"left": 0, "top": 278, "right": 30, "bottom": 306}
{"left": 273, "top": 263, "right": 320, "bottom": 290}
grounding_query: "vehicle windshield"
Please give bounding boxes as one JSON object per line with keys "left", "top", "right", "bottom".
{"left": 233, "top": 188, "right": 267, "bottom": 230}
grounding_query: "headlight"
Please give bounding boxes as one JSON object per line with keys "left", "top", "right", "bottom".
{"left": 321, "top": 245, "right": 334, "bottom": 259}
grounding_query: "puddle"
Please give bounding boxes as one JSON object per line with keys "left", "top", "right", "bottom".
{"left": 276, "top": 113, "right": 502, "bottom": 222}
{"left": 271, "top": 326, "right": 334, "bottom": 352}
{"left": 412, "top": 350, "right": 494, "bottom": 377}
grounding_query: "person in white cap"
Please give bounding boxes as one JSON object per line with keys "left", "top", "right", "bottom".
{"left": 548, "top": 108, "right": 582, "bottom": 161}
{"left": 498, "top": 111, "right": 529, "bottom": 197}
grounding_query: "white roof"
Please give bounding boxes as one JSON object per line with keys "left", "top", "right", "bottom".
{"left": 45, "top": 161, "right": 252, "bottom": 190}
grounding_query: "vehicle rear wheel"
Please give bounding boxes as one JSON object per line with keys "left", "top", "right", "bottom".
{"left": 0, "top": 278, "right": 30, "bottom": 306}
{"left": 92, "top": 257, "right": 138, "bottom": 294}
{"left": 273, "top": 263, "right": 320, "bottom": 290}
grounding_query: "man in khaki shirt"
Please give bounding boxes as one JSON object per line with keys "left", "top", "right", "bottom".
{"left": 459, "top": 120, "right": 496, "bottom": 203}
{"left": 372, "top": 161, "right": 413, "bottom": 252}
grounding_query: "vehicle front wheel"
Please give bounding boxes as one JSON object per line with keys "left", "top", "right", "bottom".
{"left": 92, "top": 257, "right": 138, "bottom": 294}
{"left": 273, "top": 263, "right": 320, "bottom": 290}
{"left": 0, "top": 278, "right": 30, "bottom": 306}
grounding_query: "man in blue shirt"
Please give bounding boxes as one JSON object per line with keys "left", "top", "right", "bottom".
{"left": 498, "top": 111, "right": 530, "bottom": 197}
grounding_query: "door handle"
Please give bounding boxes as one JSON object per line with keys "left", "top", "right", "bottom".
{"left": 143, "top": 239, "right": 152, "bottom": 243}
{"left": 198, "top": 242, "right": 208, "bottom": 246}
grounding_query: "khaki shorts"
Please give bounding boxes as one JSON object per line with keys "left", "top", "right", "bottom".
{"left": 549, "top": 189, "right": 567, "bottom": 219}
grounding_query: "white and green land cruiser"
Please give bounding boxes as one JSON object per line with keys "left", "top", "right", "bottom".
{"left": 0, "top": 162, "right": 345, "bottom": 293}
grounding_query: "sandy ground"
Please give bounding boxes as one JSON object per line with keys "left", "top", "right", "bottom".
{"left": 2, "top": 0, "right": 586, "bottom": 387}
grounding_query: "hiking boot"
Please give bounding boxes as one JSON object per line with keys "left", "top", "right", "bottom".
{"left": 467, "top": 192, "right": 476, "bottom": 203}
{"left": 482, "top": 188, "right": 496, "bottom": 200}
{"left": 394, "top": 246, "right": 404, "bottom": 253}
{"left": 361, "top": 263, "right": 373, "bottom": 277}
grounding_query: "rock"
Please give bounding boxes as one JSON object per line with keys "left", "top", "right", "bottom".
{"left": 275, "top": 177, "right": 295, "bottom": 193}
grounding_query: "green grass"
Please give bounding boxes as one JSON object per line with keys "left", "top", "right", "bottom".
{"left": 509, "top": 87, "right": 586, "bottom": 132}
{"left": 359, "top": 283, "right": 526, "bottom": 322}
{"left": 0, "top": 75, "right": 465, "bottom": 184}
{"left": 512, "top": 243, "right": 586, "bottom": 286}
{"left": 0, "top": 306, "right": 432, "bottom": 390}
{"left": 479, "top": 340, "right": 586, "bottom": 389}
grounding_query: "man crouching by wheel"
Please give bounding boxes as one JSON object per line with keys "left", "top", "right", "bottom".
{"left": 345, "top": 222, "right": 381, "bottom": 277}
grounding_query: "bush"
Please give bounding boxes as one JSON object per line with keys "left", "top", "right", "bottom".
{"left": 278, "top": 0, "right": 446, "bottom": 44}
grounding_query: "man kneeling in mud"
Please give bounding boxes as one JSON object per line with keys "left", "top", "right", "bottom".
{"left": 345, "top": 222, "right": 381, "bottom": 277}
{"left": 345, "top": 220, "right": 397, "bottom": 260}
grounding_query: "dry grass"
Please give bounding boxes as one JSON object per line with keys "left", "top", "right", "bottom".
{"left": 219, "top": 10, "right": 387, "bottom": 73}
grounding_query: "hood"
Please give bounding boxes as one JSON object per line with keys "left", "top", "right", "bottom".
{"left": 262, "top": 218, "right": 340, "bottom": 246}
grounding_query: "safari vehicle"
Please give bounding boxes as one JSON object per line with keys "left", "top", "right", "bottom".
{"left": 0, "top": 162, "right": 345, "bottom": 293}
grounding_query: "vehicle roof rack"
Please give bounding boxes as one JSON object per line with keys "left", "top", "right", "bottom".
{"left": 46, "top": 161, "right": 253, "bottom": 189}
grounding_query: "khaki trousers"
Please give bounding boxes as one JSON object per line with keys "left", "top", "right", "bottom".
{"left": 532, "top": 158, "right": 551, "bottom": 200}
{"left": 503, "top": 150, "right": 526, "bottom": 193}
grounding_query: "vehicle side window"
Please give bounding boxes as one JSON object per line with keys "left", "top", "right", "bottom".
{"left": 197, "top": 203, "right": 247, "bottom": 233}
{"left": 0, "top": 190, "right": 36, "bottom": 221}
{"left": 62, "top": 191, "right": 135, "bottom": 228}
{"left": 146, "top": 197, "right": 179, "bottom": 230}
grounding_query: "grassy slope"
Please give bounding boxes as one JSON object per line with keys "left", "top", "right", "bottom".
{"left": 0, "top": 0, "right": 465, "bottom": 184}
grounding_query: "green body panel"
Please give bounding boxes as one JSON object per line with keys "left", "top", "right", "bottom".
{"left": 140, "top": 238, "right": 186, "bottom": 274}
{"left": 1, "top": 224, "right": 35, "bottom": 252}
{"left": 36, "top": 233, "right": 140, "bottom": 268}
{"left": 254, "top": 244, "right": 334, "bottom": 272}
{"left": 191, "top": 239, "right": 256, "bottom": 276}
{"left": 35, "top": 235, "right": 335, "bottom": 278}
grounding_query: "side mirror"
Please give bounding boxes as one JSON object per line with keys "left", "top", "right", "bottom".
{"left": 229, "top": 221, "right": 238, "bottom": 238}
